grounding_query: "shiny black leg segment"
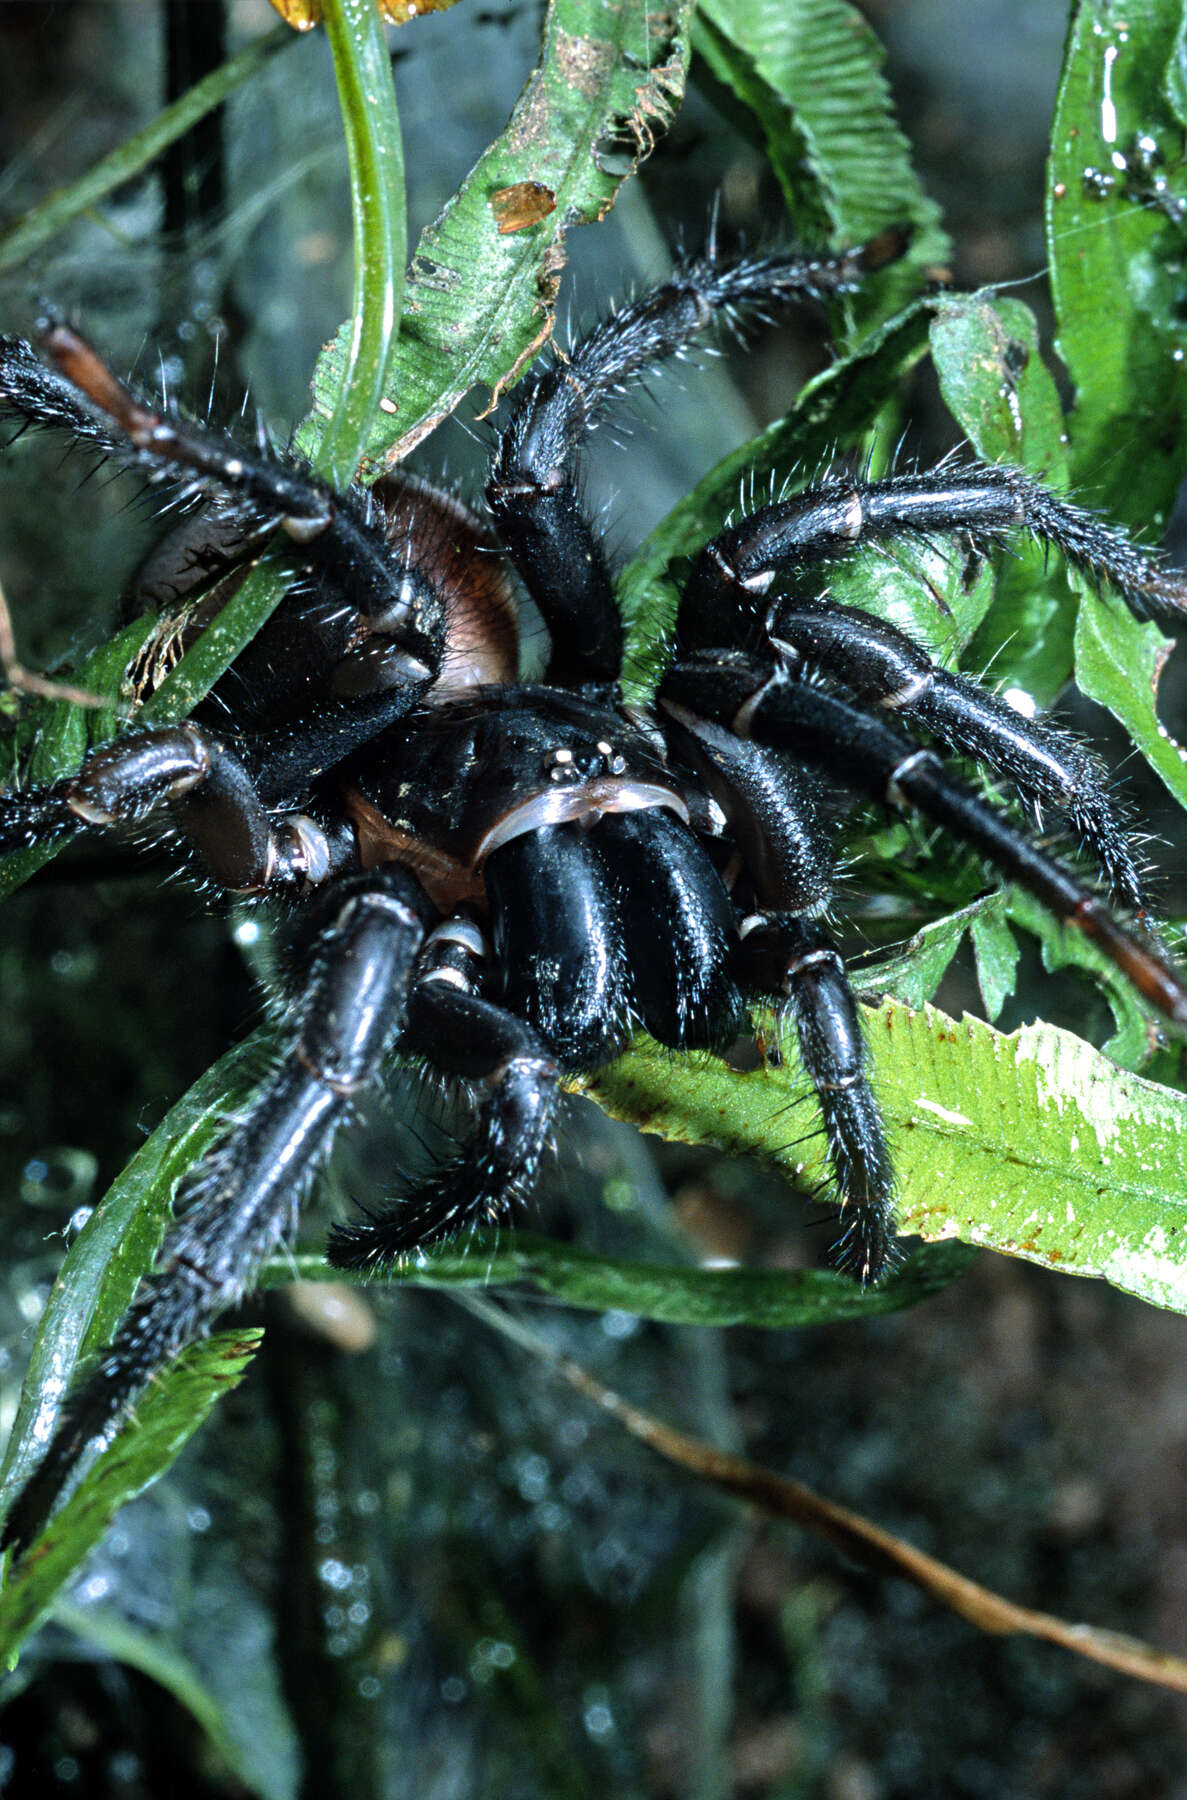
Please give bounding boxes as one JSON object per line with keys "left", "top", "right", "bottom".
{"left": 677, "top": 464, "right": 1187, "bottom": 650}
{"left": 485, "top": 823, "right": 632, "bottom": 1069}
{"left": 595, "top": 808, "right": 746, "bottom": 1049}
{"left": 665, "top": 655, "right": 1187, "bottom": 1028}
{"left": 0, "top": 868, "right": 430, "bottom": 1556}
{"left": 0, "top": 723, "right": 339, "bottom": 892}
{"left": 0, "top": 325, "right": 448, "bottom": 683}
{"left": 770, "top": 601, "right": 1149, "bottom": 915}
{"left": 742, "top": 914, "right": 895, "bottom": 1282}
{"left": 661, "top": 704, "right": 835, "bottom": 914}
{"left": 329, "top": 936, "right": 560, "bottom": 1268}
{"left": 487, "top": 232, "right": 908, "bottom": 687}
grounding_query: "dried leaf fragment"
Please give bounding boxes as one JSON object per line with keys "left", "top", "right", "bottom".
{"left": 268, "top": 0, "right": 461, "bottom": 28}
{"left": 491, "top": 181, "right": 558, "bottom": 235}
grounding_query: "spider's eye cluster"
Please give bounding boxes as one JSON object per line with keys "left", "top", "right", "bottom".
{"left": 543, "top": 741, "right": 628, "bottom": 782}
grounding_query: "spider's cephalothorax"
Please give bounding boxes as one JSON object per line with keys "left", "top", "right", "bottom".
{"left": 3, "top": 233, "right": 1187, "bottom": 1553}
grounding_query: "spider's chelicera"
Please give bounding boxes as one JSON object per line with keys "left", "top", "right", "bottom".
{"left": 3, "top": 234, "right": 1187, "bottom": 1553}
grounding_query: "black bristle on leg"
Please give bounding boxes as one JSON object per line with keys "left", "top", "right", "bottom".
{"left": 768, "top": 601, "right": 1152, "bottom": 918}
{"left": 327, "top": 977, "right": 560, "bottom": 1269}
{"left": 742, "top": 914, "right": 896, "bottom": 1283}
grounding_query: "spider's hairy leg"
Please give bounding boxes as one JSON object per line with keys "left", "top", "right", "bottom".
{"left": 741, "top": 914, "right": 895, "bottom": 1283}
{"left": 657, "top": 706, "right": 888, "bottom": 1272}
{"left": 35, "top": 322, "right": 335, "bottom": 533}
{"left": 1, "top": 327, "right": 448, "bottom": 679}
{"left": 487, "top": 230, "right": 909, "bottom": 686}
{"left": 0, "top": 868, "right": 431, "bottom": 1558}
{"left": 666, "top": 655, "right": 1187, "bottom": 1029}
{"left": 769, "top": 601, "right": 1150, "bottom": 918}
{"left": 0, "top": 332, "right": 151, "bottom": 459}
{"left": 328, "top": 920, "right": 560, "bottom": 1268}
{"left": 678, "top": 465, "right": 1187, "bottom": 649}
{"left": 0, "top": 722, "right": 348, "bottom": 892}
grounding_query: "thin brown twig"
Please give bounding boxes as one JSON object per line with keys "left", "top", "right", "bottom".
{"left": 0, "top": 575, "right": 111, "bottom": 712}
{"left": 457, "top": 1292, "right": 1187, "bottom": 1696}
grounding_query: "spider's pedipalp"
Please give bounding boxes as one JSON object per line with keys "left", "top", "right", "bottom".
{"left": 0, "top": 719, "right": 362, "bottom": 893}
{"left": 329, "top": 965, "right": 560, "bottom": 1269}
{"left": 661, "top": 703, "right": 835, "bottom": 917}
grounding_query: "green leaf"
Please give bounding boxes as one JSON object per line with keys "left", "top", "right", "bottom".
{"left": 930, "top": 291, "right": 1080, "bottom": 704}
{"left": 0, "top": 1332, "right": 261, "bottom": 1671}
{"left": 1074, "top": 588, "right": 1187, "bottom": 813}
{"left": 51, "top": 1602, "right": 261, "bottom": 1797}
{"left": 301, "top": 0, "right": 407, "bottom": 490}
{"left": 583, "top": 1000, "right": 1187, "bottom": 1313}
{"left": 970, "top": 909, "right": 1021, "bottom": 1021}
{"left": 1048, "top": 0, "right": 1187, "bottom": 530}
{"left": 691, "top": 0, "right": 948, "bottom": 324}
{"left": 1045, "top": 4, "right": 1187, "bottom": 816}
{"left": 309, "top": 0, "right": 697, "bottom": 472}
{"left": 140, "top": 0, "right": 406, "bottom": 725}
{"left": 851, "top": 895, "right": 1001, "bottom": 1009}
{"left": 931, "top": 294, "right": 1069, "bottom": 483}
{"left": 266, "top": 1232, "right": 975, "bottom": 1328}
{"left": 1003, "top": 890, "right": 1155, "bottom": 1072}
{"left": 0, "top": 1038, "right": 266, "bottom": 1504}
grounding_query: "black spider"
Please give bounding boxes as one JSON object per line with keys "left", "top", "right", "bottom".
{"left": 2, "top": 232, "right": 1187, "bottom": 1557}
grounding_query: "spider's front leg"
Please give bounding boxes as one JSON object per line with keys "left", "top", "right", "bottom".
{"left": 0, "top": 867, "right": 433, "bottom": 1557}
{"left": 1, "top": 324, "right": 449, "bottom": 737}
{"left": 0, "top": 327, "right": 461, "bottom": 881}
{"left": 486, "top": 231, "right": 908, "bottom": 689}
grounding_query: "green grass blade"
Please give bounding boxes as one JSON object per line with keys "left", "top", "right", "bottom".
{"left": 264, "top": 1233, "right": 975, "bottom": 1327}
{"left": 0, "top": 1333, "right": 261, "bottom": 1671}
{"left": 0, "top": 29, "right": 293, "bottom": 274}
{"left": 309, "top": 0, "right": 696, "bottom": 470}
